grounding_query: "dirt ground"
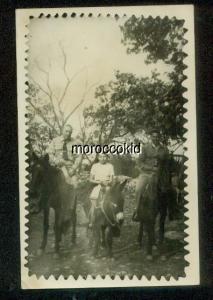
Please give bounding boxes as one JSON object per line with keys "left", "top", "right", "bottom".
{"left": 27, "top": 187, "right": 188, "bottom": 279}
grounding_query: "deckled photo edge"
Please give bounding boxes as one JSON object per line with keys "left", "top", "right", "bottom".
{"left": 16, "top": 5, "right": 199, "bottom": 289}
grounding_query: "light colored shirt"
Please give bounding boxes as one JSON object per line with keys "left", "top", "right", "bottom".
{"left": 47, "top": 136, "right": 76, "bottom": 165}
{"left": 138, "top": 142, "right": 158, "bottom": 172}
{"left": 46, "top": 135, "right": 81, "bottom": 184}
{"left": 89, "top": 162, "right": 115, "bottom": 199}
{"left": 90, "top": 162, "right": 114, "bottom": 182}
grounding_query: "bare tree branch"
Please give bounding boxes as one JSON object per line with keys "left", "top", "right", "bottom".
{"left": 34, "top": 59, "right": 49, "bottom": 76}
{"left": 28, "top": 75, "right": 50, "bottom": 99}
{"left": 59, "top": 42, "right": 69, "bottom": 82}
{"left": 171, "top": 141, "right": 183, "bottom": 154}
{"left": 58, "top": 43, "right": 88, "bottom": 108}
{"left": 63, "top": 81, "right": 98, "bottom": 126}
{"left": 33, "top": 60, "right": 62, "bottom": 132}
{"left": 27, "top": 98, "right": 58, "bottom": 135}
{"left": 59, "top": 66, "right": 88, "bottom": 107}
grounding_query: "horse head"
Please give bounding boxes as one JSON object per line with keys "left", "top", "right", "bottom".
{"left": 104, "top": 176, "right": 129, "bottom": 225}
{"left": 29, "top": 152, "right": 50, "bottom": 198}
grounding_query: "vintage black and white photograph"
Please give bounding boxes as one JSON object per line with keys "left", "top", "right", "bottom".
{"left": 16, "top": 6, "right": 199, "bottom": 288}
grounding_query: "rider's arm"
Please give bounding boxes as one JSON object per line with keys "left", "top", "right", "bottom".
{"left": 46, "top": 140, "right": 57, "bottom": 166}
{"left": 47, "top": 139, "right": 68, "bottom": 168}
{"left": 89, "top": 164, "right": 101, "bottom": 184}
{"left": 67, "top": 155, "right": 82, "bottom": 177}
{"left": 138, "top": 145, "right": 156, "bottom": 172}
{"left": 107, "top": 164, "right": 115, "bottom": 183}
{"left": 158, "top": 145, "right": 169, "bottom": 161}
{"left": 101, "top": 164, "right": 114, "bottom": 186}
{"left": 89, "top": 174, "right": 101, "bottom": 184}
{"left": 138, "top": 146, "right": 147, "bottom": 169}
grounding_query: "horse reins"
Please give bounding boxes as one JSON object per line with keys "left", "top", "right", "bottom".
{"left": 100, "top": 200, "right": 120, "bottom": 228}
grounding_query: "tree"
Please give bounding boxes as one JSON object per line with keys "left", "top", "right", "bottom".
{"left": 85, "top": 70, "right": 185, "bottom": 145}
{"left": 26, "top": 44, "right": 98, "bottom": 155}
{"left": 27, "top": 43, "right": 97, "bottom": 137}
{"left": 121, "top": 16, "right": 187, "bottom": 69}
{"left": 120, "top": 16, "right": 188, "bottom": 143}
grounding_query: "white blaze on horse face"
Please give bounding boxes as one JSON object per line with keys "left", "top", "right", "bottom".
{"left": 116, "top": 212, "right": 124, "bottom": 222}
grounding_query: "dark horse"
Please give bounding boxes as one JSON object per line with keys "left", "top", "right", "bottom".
{"left": 84, "top": 178, "right": 128, "bottom": 258}
{"left": 29, "top": 152, "right": 77, "bottom": 256}
{"left": 137, "top": 151, "right": 178, "bottom": 261}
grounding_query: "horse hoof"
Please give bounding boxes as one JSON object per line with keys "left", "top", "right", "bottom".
{"left": 160, "top": 255, "right": 166, "bottom": 261}
{"left": 146, "top": 255, "right": 153, "bottom": 261}
{"left": 37, "top": 249, "right": 44, "bottom": 256}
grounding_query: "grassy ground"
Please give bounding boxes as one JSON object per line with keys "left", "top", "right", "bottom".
{"left": 27, "top": 185, "right": 188, "bottom": 278}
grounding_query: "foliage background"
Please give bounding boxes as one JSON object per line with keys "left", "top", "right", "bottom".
{"left": 27, "top": 16, "right": 186, "bottom": 172}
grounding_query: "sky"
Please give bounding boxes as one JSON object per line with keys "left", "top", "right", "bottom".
{"left": 28, "top": 17, "right": 173, "bottom": 136}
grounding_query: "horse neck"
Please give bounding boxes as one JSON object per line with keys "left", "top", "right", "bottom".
{"left": 40, "top": 163, "right": 58, "bottom": 188}
{"left": 104, "top": 189, "right": 123, "bottom": 212}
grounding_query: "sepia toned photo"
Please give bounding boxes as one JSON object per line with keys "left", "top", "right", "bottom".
{"left": 16, "top": 6, "right": 199, "bottom": 288}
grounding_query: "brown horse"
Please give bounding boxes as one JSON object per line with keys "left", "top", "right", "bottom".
{"left": 29, "top": 153, "right": 77, "bottom": 257}
{"left": 136, "top": 153, "right": 178, "bottom": 260}
{"left": 84, "top": 178, "right": 128, "bottom": 258}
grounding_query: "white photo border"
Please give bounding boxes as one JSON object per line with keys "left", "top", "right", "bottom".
{"left": 16, "top": 5, "right": 199, "bottom": 289}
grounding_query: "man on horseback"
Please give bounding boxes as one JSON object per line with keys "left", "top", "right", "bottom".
{"left": 132, "top": 129, "right": 159, "bottom": 221}
{"left": 88, "top": 153, "right": 115, "bottom": 228}
{"left": 133, "top": 128, "right": 176, "bottom": 222}
{"left": 29, "top": 125, "right": 80, "bottom": 253}
{"left": 46, "top": 124, "right": 81, "bottom": 229}
{"left": 47, "top": 124, "right": 81, "bottom": 186}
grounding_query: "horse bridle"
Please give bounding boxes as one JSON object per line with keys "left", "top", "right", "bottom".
{"left": 100, "top": 200, "right": 121, "bottom": 228}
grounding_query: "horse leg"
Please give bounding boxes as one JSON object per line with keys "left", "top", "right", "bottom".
{"left": 152, "top": 211, "right": 158, "bottom": 250}
{"left": 145, "top": 221, "right": 155, "bottom": 260}
{"left": 100, "top": 226, "right": 106, "bottom": 248}
{"left": 71, "top": 209, "right": 77, "bottom": 245}
{"left": 158, "top": 209, "right": 167, "bottom": 259}
{"left": 105, "top": 227, "right": 113, "bottom": 258}
{"left": 54, "top": 210, "right": 62, "bottom": 256}
{"left": 71, "top": 190, "right": 77, "bottom": 245}
{"left": 158, "top": 192, "right": 167, "bottom": 244}
{"left": 38, "top": 205, "right": 49, "bottom": 255}
{"left": 159, "top": 210, "right": 167, "bottom": 244}
{"left": 92, "top": 226, "right": 101, "bottom": 257}
{"left": 158, "top": 194, "right": 167, "bottom": 260}
{"left": 137, "top": 221, "right": 144, "bottom": 248}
